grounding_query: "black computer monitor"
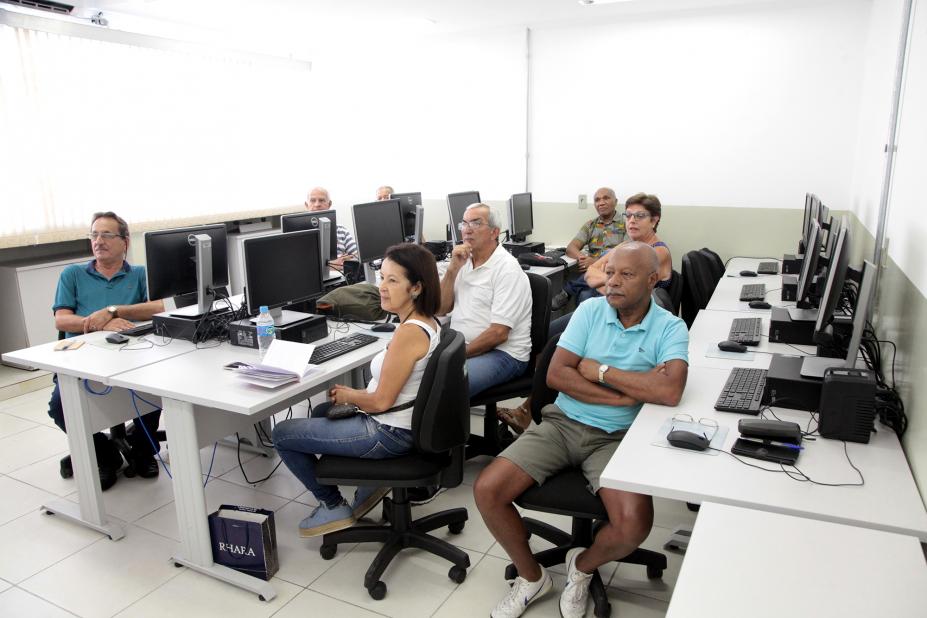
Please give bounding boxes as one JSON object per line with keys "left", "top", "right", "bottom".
{"left": 243, "top": 229, "right": 323, "bottom": 320}
{"left": 795, "top": 219, "right": 822, "bottom": 309}
{"left": 447, "top": 190, "right": 480, "bottom": 244}
{"left": 508, "top": 192, "right": 533, "bottom": 242}
{"left": 390, "top": 192, "right": 422, "bottom": 239}
{"left": 281, "top": 209, "right": 338, "bottom": 260}
{"left": 145, "top": 224, "right": 229, "bottom": 301}
{"left": 821, "top": 216, "right": 839, "bottom": 265}
{"left": 813, "top": 219, "right": 850, "bottom": 343}
{"left": 353, "top": 199, "right": 406, "bottom": 263}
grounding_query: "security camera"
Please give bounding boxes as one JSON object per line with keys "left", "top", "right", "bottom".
{"left": 91, "top": 12, "right": 108, "bottom": 27}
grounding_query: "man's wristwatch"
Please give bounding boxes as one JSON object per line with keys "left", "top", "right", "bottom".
{"left": 107, "top": 305, "right": 118, "bottom": 319}
{"left": 598, "top": 363, "right": 609, "bottom": 384}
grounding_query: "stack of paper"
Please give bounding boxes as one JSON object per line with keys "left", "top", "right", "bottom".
{"left": 234, "top": 339, "right": 321, "bottom": 388}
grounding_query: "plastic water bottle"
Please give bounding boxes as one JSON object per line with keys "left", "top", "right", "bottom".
{"left": 255, "top": 306, "right": 275, "bottom": 359}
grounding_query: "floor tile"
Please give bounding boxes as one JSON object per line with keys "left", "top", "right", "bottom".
{"left": 64, "top": 464, "right": 175, "bottom": 523}
{"left": 113, "top": 567, "right": 301, "bottom": 618}
{"left": 267, "top": 500, "right": 355, "bottom": 588}
{"left": 0, "top": 411, "right": 39, "bottom": 439}
{"left": 609, "top": 524, "right": 682, "bottom": 603}
{"left": 271, "top": 588, "right": 382, "bottom": 618}
{"left": 7, "top": 453, "right": 77, "bottom": 497}
{"left": 309, "top": 543, "right": 479, "bottom": 618}
{"left": 651, "top": 496, "right": 698, "bottom": 531}
{"left": 410, "top": 483, "right": 497, "bottom": 554}
{"left": 218, "top": 453, "right": 308, "bottom": 500}
{"left": 19, "top": 524, "right": 183, "bottom": 618}
{"left": 0, "top": 579, "right": 9, "bottom": 594}
{"left": 200, "top": 442, "right": 260, "bottom": 479}
{"left": 0, "top": 475, "right": 58, "bottom": 526}
{"left": 0, "top": 425, "right": 68, "bottom": 474}
{"left": 0, "top": 587, "right": 77, "bottom": 618}
{"left": 0, "top": 385, "right": 54, "bottom": 413}
{"left": 0, "top": 508, "right": 104, "bottom": 583}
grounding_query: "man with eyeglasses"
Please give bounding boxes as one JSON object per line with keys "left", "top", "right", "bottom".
{"left": 49, "top": 211, "right": 165, "bottom": 490}
{"left": 551, "top": 187, "right": 626, "bottom": 311}
{"left": 439, "top": 203, "right": 532, "bottom": 397}
{"left": 475, "top": 242, "right": 688, "bottom": 618}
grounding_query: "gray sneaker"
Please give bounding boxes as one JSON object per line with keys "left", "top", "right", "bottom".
{"left": 351, "top": 486, "right": 390, "bottom": 520}
{"left": 560, "top": 547, "right": 593, "bottom": 618}
{"left": 491, "top": 567, "right": 553, "bottom": 618}
{"left": 298, "top": 500, "right": 355, "bottom": 538}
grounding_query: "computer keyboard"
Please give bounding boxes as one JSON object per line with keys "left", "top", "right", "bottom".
{"left": 739, "top": 283, "right": 767, "bottom": 301}
{"left": 120, "top": 322, "right": 154, "bottom": 337}
{"left": 714, "top": 367, "right": 768, "bottom": 414}
{"left": 309, "top": 332, "right": 379, "bottom": 365}
{"left": 727, "top": 317, "right": 762, "bottom": 346}
{"left": 544, "top": 249, "right": 566, "bottom": 259}
{"left": 757, "top": 261, "right": 779, "bottom": 275}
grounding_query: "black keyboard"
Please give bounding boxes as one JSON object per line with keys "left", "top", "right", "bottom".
{"left": 544, "top": 249, "right": 566, "bottom": 259}
{"left": 714, "top": 367, "right": 767, "bottom": 414}
{"left": 728, "top": 317, "right": 762, "bottom": 346}
{"left": 120, "top": 322, "right": 154, "bottom": 337}
{"left": 739, "top": 283, "right": 766, "bottom": 301}
{"left": 310, "top": 332, "right": 379, "bottom": 365}
{"left": 757, "top": 261, "right": 779, "bottom": 275}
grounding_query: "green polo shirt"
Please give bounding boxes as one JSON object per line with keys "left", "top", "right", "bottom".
{"left": 53, "top": 260, "right": 149, "bottom": 337}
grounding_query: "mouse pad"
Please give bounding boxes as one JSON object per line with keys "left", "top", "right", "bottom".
{"left": 650, "top": 417, "right": 729, "bottom": 456}
{"left": 704, "top": 345, "right": 756, "bottom": 361}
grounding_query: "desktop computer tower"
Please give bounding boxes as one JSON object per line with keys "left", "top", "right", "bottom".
{"left": 229, "top": 314, "right": 328, "bottom": 349}
{"left": 768, "top": 307, "right": 815, "bottom": 345}
{"left": 782, "top": 254, "right": 802, "bottom": 274}
{"left": 818, "top": 367, "right": 876, "bottom": 443}
{"left": 763, "top": 354, "right": 821, "bottom": 411}
{"left": 503, "top": 241, "right": 544, "bottom": 258}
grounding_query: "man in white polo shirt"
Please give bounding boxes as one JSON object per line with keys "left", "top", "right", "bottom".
{"left": 439, "top": 203, "right": 532, "bottom": 397}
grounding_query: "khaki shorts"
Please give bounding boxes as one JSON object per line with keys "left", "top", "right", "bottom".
{"left": 499, "top": 404, "right": 626, "bottom": 494}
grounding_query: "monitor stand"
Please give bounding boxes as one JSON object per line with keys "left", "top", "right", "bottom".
{"left": 249, "top": 308, "right": 312, "bottom": 328}
{"left": 364, "top": 262, "right": 377, "bottom": 285}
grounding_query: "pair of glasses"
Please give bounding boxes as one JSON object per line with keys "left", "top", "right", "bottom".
{"left": 87, "top": 232, "right": 124, "bottom": 241}
{"left": 671, "top": 413, "right": 718, "bottom": 436}
{"left": 457, "top": 220, "right": 486, "bottom": 231}
{"left": 622, "top": 211, "right": 651, "bottom": 221}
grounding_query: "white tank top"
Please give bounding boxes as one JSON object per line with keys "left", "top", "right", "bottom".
{"left": 365, "top": 318, "right": 439, "bottom": 431}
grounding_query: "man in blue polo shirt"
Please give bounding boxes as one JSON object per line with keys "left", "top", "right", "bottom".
{"left": 474, "top": 242, "right": 689, "bottom": 618}
{"left": 50, "top": 211, "right": 165, "bottom": 490}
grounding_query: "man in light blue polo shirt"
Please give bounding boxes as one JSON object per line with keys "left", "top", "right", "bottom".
{"left": 474, "top": 242, "right": 688, "bottom": 618}
{"left": 50, "top": 211, "right": 165, "bottom": 490}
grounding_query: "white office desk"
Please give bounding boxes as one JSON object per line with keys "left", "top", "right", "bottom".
{"left": 0, "top": 333, "right": 197, "bottom": 540}
{"left": 599, "top": 365, "right": 927, "bottom": 541}
{"left": 109, "top": 325, "right": 389, "bottom": 600}
{"left": 688, "top": 309, "right": 815, "bottom": 370}
{"left": 705, "top": 274, "right": 792, "bottom": 312}
{"left": 723, "top": 256, "right": 784, "bottom": 278}
{"left": 666, "top": 502, "right": 927, "bottom": 618}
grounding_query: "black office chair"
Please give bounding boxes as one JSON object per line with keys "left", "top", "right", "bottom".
{"left": 680, "top": 250, "right": 723, "bottom": 328}
{"left": 315, "top": 328, "right": 471, "bottom": 600}
{"left": 466, "top": 272, "right": 550, "bottom": 458}
{"left": 666, "top": 269, "right": 683, "bottom": 316}
{"left": 506, "top": 333, "right": 667, "bottom": 618}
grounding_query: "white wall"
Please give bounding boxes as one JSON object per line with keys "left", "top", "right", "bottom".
{"left": 529, "top": 1, "right": 870, "bottom": 209}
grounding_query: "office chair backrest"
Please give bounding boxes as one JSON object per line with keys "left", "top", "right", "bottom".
{"left": 652, "top": 288, "right": 673, "bottom": 312}
{"left": 667, "top": 269, "right": 683, "bottom": 316}
{"left": 411, "top": 328, "right": 469, "bottom": 454}
{"left": 681, "top": 250, "right": 722, "bottom": 327}
{"left": 526, "top": 273, "right": 552, "bottom": 367}
{"left": 528, "top": 333, "right": 563, "bottom": 424}
{"left": 699, "top": 248, "right": 725, "bottom": 282}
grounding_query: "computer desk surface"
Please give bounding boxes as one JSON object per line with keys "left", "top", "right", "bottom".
{"left": 599, "top": 365, "right": 927, "bottom": 541}
{"left": 666, "top": 502, "right": 927, "bottom": 618}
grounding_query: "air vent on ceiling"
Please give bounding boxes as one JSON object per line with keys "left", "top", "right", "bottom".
{"left": 0, "top": 0, "right": 75, "bottom": 15}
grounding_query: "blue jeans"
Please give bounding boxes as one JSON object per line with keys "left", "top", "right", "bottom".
{"left": 467, "top": 349, "right": 528, "bottom": 398}
{"left": 273, "top": 401, "right": 414, "bottom": 507}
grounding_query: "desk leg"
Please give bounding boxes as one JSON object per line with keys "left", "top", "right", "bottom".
{"left": 162, "top": 397, "right": 277, "bottom": 601}
{"left": 41, "top": 375, "right": 126, "bottom": 541}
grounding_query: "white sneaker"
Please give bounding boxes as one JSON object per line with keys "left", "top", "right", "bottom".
{"left": 560, "top": 547, "right": 594, "bottom": 618}
{"left": 491, "top": 567, "right": 553, "bottom": 618}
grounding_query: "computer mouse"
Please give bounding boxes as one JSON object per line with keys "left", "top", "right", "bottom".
{"left": 718, "top": 340, "right": 748, "bottom": 353}
{"left": 105, "top": 333, "right": 129, "bottom": 344}
{"left": 739, "top": 270, "right": 758, "bottom": 277}
{"left": 666, "top": 430, "right": 709, "bottom": 451}
{"left": 748, "top": 300, "right": 772, "bottom": 309}
{"left": 371, "top": 323, "right": 396, "bottom": 333}
{"left": 520, "top": 264, "right": 531, "bottom": 271}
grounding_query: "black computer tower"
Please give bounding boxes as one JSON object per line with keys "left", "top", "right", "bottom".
{"left": 818, "top": 367, "right": 876, "bottom": 443}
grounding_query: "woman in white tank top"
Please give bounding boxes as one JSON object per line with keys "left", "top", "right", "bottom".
{"left": 273, "top": 244, "right": 443, "bottom": 539}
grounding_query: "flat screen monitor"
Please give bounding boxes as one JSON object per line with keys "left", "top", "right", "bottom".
{"left": 509, "top": 192, "right": 533, "bottom": 242}
{"left": 243, "top": 229, "right": 323, "bottom": 316}
{"left": 447, "top": 191, "right": 480, "bottom": 244}
{"left": 281, "top": 209, "right": 338, "bottom": 260}
{"left": 353, "top": 199, "right": 406, "bottom": 263}
{"left": 390, "top": 192, "right": 422, "bottom": 239}
{"left": 813, "top": 219, "right": 850, "bottom": 341}
{"left": 795, "top": 219, "right": 821, "bottom": 309}
{"left": 800, "top": 193, "right": 820, "bottom": 254}
{"left": 822, "top": 215, "right": 839, "bottom": 264}
{"left": 145, "top": 224, "right": 228, "bottom": 301}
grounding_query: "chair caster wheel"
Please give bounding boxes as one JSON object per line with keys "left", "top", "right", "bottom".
{"left": 320, "top": 545, "right": 336, "bottom": 560}
{"left": 646, "top": 566, "right": 663, "bottom": 579}
{"left": 448, "top": 565, "right": 467, "bottom": 584}
{"left": 368, "top": 580, "right": 386, "bottom": 600}
{"left": 448, "top": 521, "right": 465, "bottom": 534}
{"left": 504, "top": 564, "right": 517, "bottom": 581}
{"left": 174, "top": 562, "right": 183, "bottom": 568}
{"left": 258, "top": 595, "right": 266, "bottom": 602}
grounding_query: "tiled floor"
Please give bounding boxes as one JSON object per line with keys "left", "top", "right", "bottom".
{"left": 0, "top": 387, "right": 696, "bottom": 617}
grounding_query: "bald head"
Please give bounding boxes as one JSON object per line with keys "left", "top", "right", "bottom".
{"left": 609, "top": 241, "right": 659, "bottom": 274}
{"left": 376, "top": 186, "right": 394, "bottom": 201}
{"left": 306, "top": 187, "right": 332, "bottom": 211}
{"left": 594, "top": 187, "right": 618, "bottom": 219}
{"left": 604, "top": 241, "right": 660, "bottom": 312}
